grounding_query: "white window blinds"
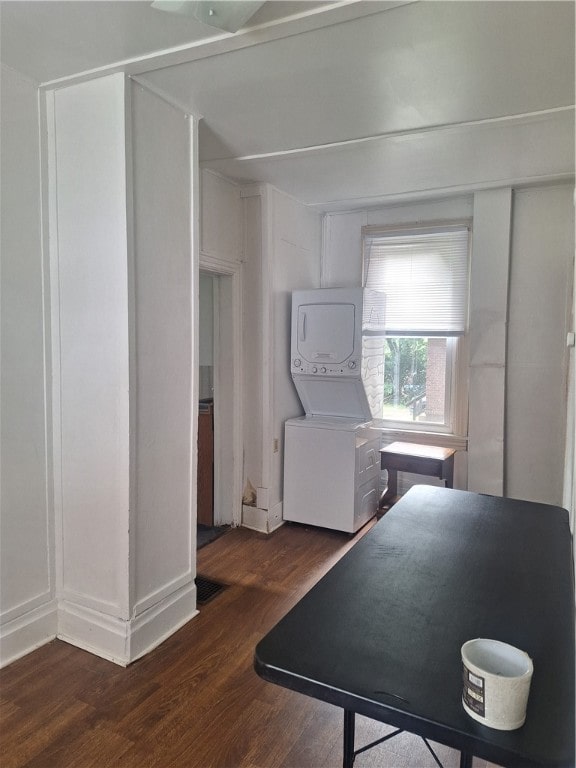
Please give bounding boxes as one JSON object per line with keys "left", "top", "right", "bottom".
{"left": 363, "top": 225, "right": 470, "bottom": 336}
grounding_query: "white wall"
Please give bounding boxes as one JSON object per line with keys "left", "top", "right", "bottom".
{"left": 198, "top": 274, "right": 214, "bottom": 400}
{"left": 201, "top": 170, "right": 242, "bottom": 263}
{"left": 467, "top": 189, "right": 512, "bottom": 495}
{"left": 130, "top": 81, "right": 195, "bottom": 628}
{"left": 321, "top": 186, "right": 574, "bottom": 506}
{"left": 241, "top": 191, "right": 264, "bottom": 502}
{"left": 0, "top": 65, "right": 56, "bottom": 666}
{"left": 53, "top": 74, "right": 131, "bottom": 626}
{"left": 506, "top": 185, "right": 574, "bottom": 505}
{"left": 270, "top": 189, "right": 321, "bottom": 510}
{"left": 241, "top": 185, "right": 321, "bottom": 531}
{"left": 199, "top": 274, "right": 214, "bottom": 366}
{"left": 199, "top": 169, "right": 244, "bottom": 526}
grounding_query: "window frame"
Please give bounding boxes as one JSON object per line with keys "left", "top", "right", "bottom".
{"left": 362, "top": 220, "right": 471, "bottom": 444}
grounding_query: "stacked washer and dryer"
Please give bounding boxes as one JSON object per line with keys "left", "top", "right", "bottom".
{"left": 283, "top": 288, "right": 386, "bottom": 533}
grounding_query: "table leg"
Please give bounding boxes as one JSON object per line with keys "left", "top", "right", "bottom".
{"left": 459, "top": 752, "right": 472, "bottom": 768}
{"left": 343, "top": 710, "right": 355, "bottom": 768}
{"left": 442, "top": 453, "right": 455, "bottom": 489}
{"left": 380, "top": 468, "right": 398, "bottom": 506}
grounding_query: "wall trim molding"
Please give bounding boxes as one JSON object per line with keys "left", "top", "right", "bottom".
{"left": 133, "top": 572, "right": 193, "bottom": 616}
{"left": 0, "top": 590, "right": 55, "bottom": 625}
{"left": 309, "top": 173, "right": 575, "bottom": 214}
{"left": 241, "top": 502, "right": 284, "bottom": 534}
{"left": 220, "top": 106, "right": 576, "bottom": 164}
{"left": 129, "top": 582, "right": 198, "bottom": 663}
{"left": 0, "top": 599, "right": 57, "bottom": 668}
{"left": 57, "top": 582, "right": 198, "bottom": 667}
{"left": 58, "top": 598, "right": 130, "bottom": 666}
{"left": 39, "top": 2, "right": 407, "bottom": 90}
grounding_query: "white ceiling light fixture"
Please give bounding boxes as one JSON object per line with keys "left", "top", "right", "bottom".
{"left": 151, "top": 1, "right": 266, "bottom": 33}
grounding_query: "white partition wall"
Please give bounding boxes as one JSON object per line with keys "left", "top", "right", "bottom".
{"left": 0, "top": 66, "right": 56, "bottom": 666}
{"left": 48, "top": 73, "right": 196, "bottom": 666}
{"left": 240, "top": 185, "right": 321, "bottom": 533}
{"left": 269, "top": 188, "right": 322, "bottom": 518}
{"left": 467, "top": 189, "right": 512, "bottom": 496}
{"left": 506, "top": 185, "right": 574, "bottom": 505}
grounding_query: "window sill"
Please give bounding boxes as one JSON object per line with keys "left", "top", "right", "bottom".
{"left": 370, "top": 426, "right": 468, "bottom": 452}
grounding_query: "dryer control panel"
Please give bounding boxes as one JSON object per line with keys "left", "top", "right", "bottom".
{"left": 291, "top": 358, "right": 359, "bottom": 376}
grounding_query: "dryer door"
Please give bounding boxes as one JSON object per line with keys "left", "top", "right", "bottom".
{"left": 296, "top": 302, "right": 355, "bottom": 364}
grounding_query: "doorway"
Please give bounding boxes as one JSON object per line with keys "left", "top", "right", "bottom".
{"left": 197, "top": 265, "right": 243, "bottom": 539}
{"left": 197, "top": 273, "right": 215, "bottom": 528}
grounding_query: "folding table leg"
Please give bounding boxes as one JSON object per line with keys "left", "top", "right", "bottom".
{"left": 343, "top": 710, "right": 355, "bottom": 768}
{"left": 459, "top": 752, "right": 473, "bottom": 768}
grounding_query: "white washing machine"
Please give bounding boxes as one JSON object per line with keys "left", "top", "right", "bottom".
{"left": 283, "top": 416, "right": 381, "bottom": 533}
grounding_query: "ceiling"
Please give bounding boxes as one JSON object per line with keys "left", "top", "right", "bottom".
{"left": 1, "top": 1, "right": 574, "bottom": 211}
{"left": 0, "top": 1, "right": 333, "bottom": 83}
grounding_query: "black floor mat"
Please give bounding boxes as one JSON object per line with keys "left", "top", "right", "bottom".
{"left": 197, "top": 524, "right": 228, "bottom": 550}
{"left": 196, "top": 576, "right": 227, "bottom": 605}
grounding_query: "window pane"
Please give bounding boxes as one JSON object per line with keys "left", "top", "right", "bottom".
{"left": 382, "top": 337, "right": 447, "bottom": 424}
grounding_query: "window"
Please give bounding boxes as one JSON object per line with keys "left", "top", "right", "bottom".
{"left": 363, "top": 223, "right": 471, "bottom": 434}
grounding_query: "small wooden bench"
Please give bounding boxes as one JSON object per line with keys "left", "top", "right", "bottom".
{"left": 380, "top": 441, "right": 456, "bottom": 507}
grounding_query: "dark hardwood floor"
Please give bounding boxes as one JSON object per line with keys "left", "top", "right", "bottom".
{"left": 1, "top": 522, "right": 495, "bottom": 767}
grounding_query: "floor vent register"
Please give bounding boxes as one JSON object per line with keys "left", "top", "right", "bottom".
{"left": 195, "top": 576, "right": 227, "bottom": 605}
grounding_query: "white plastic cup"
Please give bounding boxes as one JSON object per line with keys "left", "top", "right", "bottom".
{"left": 461, "top": 638, "right": 533, "bottom": 730}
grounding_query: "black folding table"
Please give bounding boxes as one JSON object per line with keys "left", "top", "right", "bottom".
{"left": 254, "top": 486, "right": 575, "bottom": 768}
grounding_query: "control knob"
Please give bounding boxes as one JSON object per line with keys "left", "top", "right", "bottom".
{"left": 320, "top": 367, "right": 327, "bottom": 373}
{"left": 348, "top": 360, "right": 357, "bottom": 369}
{"left": 312, "top": 366, "right": 318, "bottom": 373}
{"left": 294, "top": 358, "right": 301, "bottom": 368}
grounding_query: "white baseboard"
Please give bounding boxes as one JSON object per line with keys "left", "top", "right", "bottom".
{"left": 58, "top": 599, "right": 131, "bottom": 666}
{"left": 268, "top": 501, "right": 284, "bottom": 533}
{"left": 242, "top": 502, "right": 284, "bottom": 534}
{"left": 0, "top": 599, "right": 58, "bottom": 668}
{"left": 58, "top": 582, "right": 199, "bottom": 666}
{"left": 129, "top": 581, "right": 198, "bottom": 662}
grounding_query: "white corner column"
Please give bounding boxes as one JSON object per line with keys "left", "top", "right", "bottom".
{"left": 51, "top": 74, "right": 132, "bottom": 663}
{"left": 49, "top": 73, "right": 197, "bottom": 666}
{"left": 129, "top": 80, "right": 197, "bottom": 661}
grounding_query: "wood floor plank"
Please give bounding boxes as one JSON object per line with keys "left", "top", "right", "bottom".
{"left": 0, "top": 697, "right": 20, "bottom": 720}
{"left": 0, "top": 640, "right": 80, "bottom": 699}
{"left": 0, "top": 522, "right": 498, "bottom": 768}
{"left": 22, "top": 721, "right": 135, "bottom": 768}
{"left": 1, "top": 698, "right": 95, "bottom": 768}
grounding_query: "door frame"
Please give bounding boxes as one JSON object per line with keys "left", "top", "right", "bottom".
{"left": 198, "top": 257, "right": 243, "bottom": 527}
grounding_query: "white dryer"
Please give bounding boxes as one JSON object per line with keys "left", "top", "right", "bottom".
{"left": 290, "top": 288, "right": 386, "bottom": 420}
